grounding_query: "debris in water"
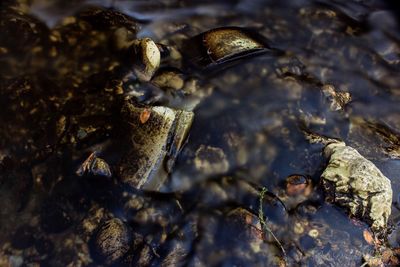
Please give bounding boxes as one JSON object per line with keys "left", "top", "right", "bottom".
{"left": 76, "top": 152, "right": 112, "bottom": 177}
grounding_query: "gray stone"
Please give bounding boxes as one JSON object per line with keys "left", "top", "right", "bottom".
{"left": 321, "top": 142, "right": 392, "bottom": 231}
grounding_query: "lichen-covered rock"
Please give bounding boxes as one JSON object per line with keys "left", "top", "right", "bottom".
{"left": 321, "top": 142, "right": 392, "bottom": 231}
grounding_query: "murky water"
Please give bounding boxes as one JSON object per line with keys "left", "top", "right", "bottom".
{"left": 1, "top": 0, "right": 400, "bottom": 266}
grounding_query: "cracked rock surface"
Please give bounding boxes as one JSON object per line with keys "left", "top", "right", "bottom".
{"left": 321, "top": 142, "right": 392, "bottom": 231}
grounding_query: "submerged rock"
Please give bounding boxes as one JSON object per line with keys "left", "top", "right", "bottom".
{"left": 152, "top": 68, "right": 185, "bottom": 91}
{"left": 194, "top": 145, "right": 229, "bottom": 175}
{"left": 321, "top": 142, "right": 392, "bottom": 231}
{"left": 285, "top": 174, "right": 312, "bottom": 197}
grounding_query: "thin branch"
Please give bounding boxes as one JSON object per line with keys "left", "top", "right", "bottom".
{"left": 258, "top": 187, "right": 288, "bottom": 265}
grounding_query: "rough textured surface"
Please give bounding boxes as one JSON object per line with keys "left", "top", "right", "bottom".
{"left": 119, "top": 102, "right": 194, "bottom": 190}
{"left": 93, "top": 218, "right": 131, "bottom": 265}
{"left": 203, "top": 27, "right": 264, "bottom": 61}
{"left": 182, "top": 26, "right": 272, "bottom": 70}
{"left": 321, "top": 142, "right": 392, "bottom": 231}
{"left": 133, "top": 38, "right": 161, "bottom": 82}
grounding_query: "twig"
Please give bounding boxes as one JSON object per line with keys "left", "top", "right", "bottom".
{"left": 258, "top": 187, "right": 288, "bottom": 265}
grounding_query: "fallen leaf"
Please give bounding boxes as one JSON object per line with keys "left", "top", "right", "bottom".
{"left": 363, "top": 229, "right": 374, "bottom": 245}
{"left": 140, "top": 108, "right": 151, "bottom": 124}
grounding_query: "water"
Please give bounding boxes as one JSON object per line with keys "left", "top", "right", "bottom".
{"left": 1, "top": 0, "right": 400, "bottom": 266}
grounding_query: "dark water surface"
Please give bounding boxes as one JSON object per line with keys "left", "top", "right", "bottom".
{"left": 1, "top": 0, "right": 400, "bottom": 266}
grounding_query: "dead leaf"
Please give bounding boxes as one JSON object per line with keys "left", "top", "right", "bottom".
{"left": 363, "top": 229, "right": 374, "bottom": 245}
{"left": 140, "top": 108, "right": 151, "bottom": 124}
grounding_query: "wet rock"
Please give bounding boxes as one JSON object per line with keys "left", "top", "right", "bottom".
{"left": 113, "top": 26, "right": 138, "bottom": 50}
{"left": 321, "top": 142, "right": 393, "bottom": 231}
{"left": 118, "top": 102, "right": 194, "bottom": 190}
{"left": 132, "top": 38, "right": 161, "bottom": 82}
{"left": 286, "top": 174, "right": 312, "bottom": 197}
{"left": 73, "top": 6, "right": 138, "bottom": 30}
{"left": 151, "top": 68, "right": 214, "bottom": 111}
{"left": 93, "top": 218, "right": 132, "bottom": 265}
{"left": 203, "top": 28, "right": 265, "bottom": 61}
{"left": 182, "top": 26, "right": 274, "bottom": 71}
{"left": 303, "top": 130, "right": 341, "bottom": 145}
{"left": 80, "top": 204, "right": 107, "bottom": 241}
{"left": 151, "top": 68, "right": 185, "bottom": 91}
